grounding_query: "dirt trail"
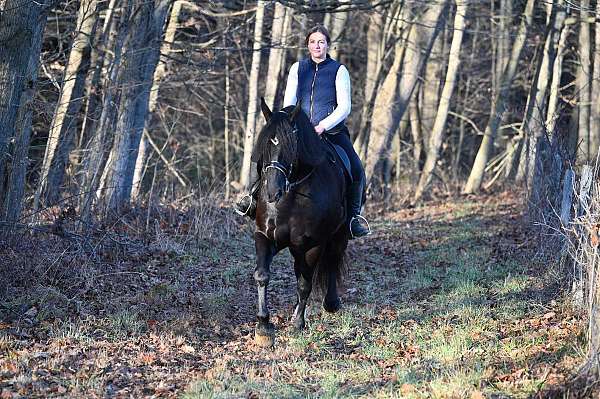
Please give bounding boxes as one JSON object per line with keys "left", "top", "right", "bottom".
{"left": 0, "top": 192, "right": 585, "bottom": 398}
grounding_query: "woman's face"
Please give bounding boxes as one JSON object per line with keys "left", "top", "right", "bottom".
{"left": 307, "top": 32, "right": 328, "bottom": 61}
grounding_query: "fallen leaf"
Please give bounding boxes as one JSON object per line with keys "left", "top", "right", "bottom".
{"left": 181, "top": 344, "right": 195, "bottom": 354}
{"left": 400, "top": 383, "right": 416, "bottom": 395}
{"left": 470, "top": 390, "right": 485, "bottom": 399}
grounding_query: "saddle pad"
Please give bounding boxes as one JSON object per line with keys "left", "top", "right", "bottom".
{"left": 331, "top": 143, "right": 353, "bottom": 182}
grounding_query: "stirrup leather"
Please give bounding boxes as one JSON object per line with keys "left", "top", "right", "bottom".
{"left": 349, "top": 215, "right": 371, "bottom": 238}
{"left": 235, "top": 193, "right": 254, "bottom": 216}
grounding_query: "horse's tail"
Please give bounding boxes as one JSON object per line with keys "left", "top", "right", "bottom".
{"left": 313, "top": 232, "right": 348, "bottom": 295}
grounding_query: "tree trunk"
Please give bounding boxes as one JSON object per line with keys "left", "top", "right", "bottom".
{"left": 35, "top": 0, "right": 99, "bottom": 208}
{"left": 546, "top": 20, "right": 570, "bottom": 134}
{"left": 0, "top": 0, "right": 50, "bottom": 208}
{"left": 99, "top": 0, "right": 173, "bottom": 212}
{"left": 240, "top": 0, "right": 265, "bottom": 190}
{"left": 132, "top": 0, "right": 183, "bottom": 201}
{"left": 224, "top": 31, "right": 231, "bottom": 200}
{"left": 78, "top": 0, "right": 118, "bottom": 153}
{"left": 516, "top": 0, "right": 565, "bottom": 186}
{"left": 355, "top": 9, "right": 385, "bottom": 159}
{"left": 590, "top": 1, "right": 600, "bottom": 160}
{"left": 1, "top": 3, "right": 48, "bottom": 227}
{"left": 420, "top": 29, "right": 444, "bottom": 151}
{"left": 79, "top": 2, "right": 131, "bottom": 225}
{"left": 577, "top": 0, "right": 591, "bottom": 163}
{"left": 463, "top": 0, "right": 535, "bottom": 194}
{"left": 327, "top": 11, "right": 347, "bottom": 60}
{"left": 365, "top": 1, "right": 448, "bottom": 191}
{"left": 409, "top": 93, "right": 422, "bottom": 180}
{"left": 262, "top": 2, "right": 287, "bottom": 110}
{"left": 414, "top": 0, "right": 468, "bottom": 203}
{"left": 496, "top": 0, "right": 511, "bottom": 92}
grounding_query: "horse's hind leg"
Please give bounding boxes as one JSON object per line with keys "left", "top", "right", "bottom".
{"left": 323, "top": 272, "right": 341, "bottom": 313}
{"left": 323, "top": 239, "right": 346, "bottom": 313}
{"left": 291, "top": 247, "right": 318, "bottom": 330}
{"left": 254, "top": 232, "right": 276, "bottom": 347}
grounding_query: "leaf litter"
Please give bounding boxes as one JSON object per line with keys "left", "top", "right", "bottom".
{"left": 0, "top": 190, "right": 591, "bottom": 398}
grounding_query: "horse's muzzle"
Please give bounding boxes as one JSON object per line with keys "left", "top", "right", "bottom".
{"left": 267, "top": 189, "right": 283, "bottom": 204}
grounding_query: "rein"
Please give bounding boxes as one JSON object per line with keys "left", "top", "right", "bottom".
{"left": 263, "top": 160, "right": 314, "bottom": 197}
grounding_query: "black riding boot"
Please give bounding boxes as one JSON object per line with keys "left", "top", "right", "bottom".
{"left": 348, "top": 179, "right": 370, "bottom": 238}
{"left": 235, "top": 178, "right": 260, "bottom": 219}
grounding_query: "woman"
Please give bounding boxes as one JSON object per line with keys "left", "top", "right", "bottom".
{"left": 236, "top": 25, "right": 369, "bottom": 238}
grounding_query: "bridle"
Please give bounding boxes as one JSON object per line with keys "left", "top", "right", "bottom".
{"left": 264, "top": 160, "right": 294, "bottom": 193}
{"left": 262, "top": 111, "right": 314, "bottom": 195}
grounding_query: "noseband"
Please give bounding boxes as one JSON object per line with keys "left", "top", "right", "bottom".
{"left": 264, "top": 160, "right": 293, "bottom": 193}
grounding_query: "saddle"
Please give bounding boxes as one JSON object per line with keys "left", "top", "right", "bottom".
{"left": 322, "top": 136, "right": 352, "bottom": 183}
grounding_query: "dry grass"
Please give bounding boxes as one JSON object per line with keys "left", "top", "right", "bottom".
{"left": 0, "top": 189, "right": 589, "bottom": 398}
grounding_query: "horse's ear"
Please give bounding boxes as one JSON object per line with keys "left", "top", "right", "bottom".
{"left": 290, "top": 102, "right": 301, "bottom": 121}
{"left": 260, "top": 97, "right": 272, "bottom": 121}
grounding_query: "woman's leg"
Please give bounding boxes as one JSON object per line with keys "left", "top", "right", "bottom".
{"left": 325, "top": 131, "right": 369, "bottom": 238}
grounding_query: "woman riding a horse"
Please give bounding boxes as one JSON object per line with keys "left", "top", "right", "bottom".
{"left": 236, "top": 25, "right": 370, "bottom": 346}
{"left": 237, "top": 25, "right": 369, "bottom": 239}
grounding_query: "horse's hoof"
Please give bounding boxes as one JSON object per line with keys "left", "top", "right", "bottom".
{"left": 291, "top": 318, "right": 305, "bottom": 331}
{"left": 254, "top": 330, "right": 275, "bottom": 347}
{"left": 254, "top": 323, "right": 275, "bottom": 347}
{"left": 323, "top": 297, "right": 341, "bottom": 313}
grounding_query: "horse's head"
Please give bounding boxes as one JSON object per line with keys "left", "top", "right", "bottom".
{"left": 252, "top": 99, "right": 299, "bottom": 203}
{"left": 252, "top": 98, "right": 325, "bottom": 204}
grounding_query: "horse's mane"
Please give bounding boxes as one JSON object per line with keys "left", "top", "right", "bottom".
{"left": 251, "top": 105, "right": 326, "bottom": 167}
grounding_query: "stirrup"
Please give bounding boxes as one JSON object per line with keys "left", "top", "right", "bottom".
{"left": 349, "top": 215, "right": 371, "bottom": 238}
{"left": 235, "top": 193, "right": 254, "bottom": 216}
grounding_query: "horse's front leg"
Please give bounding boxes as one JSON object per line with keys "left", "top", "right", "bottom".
{"left": 291, "top": 247, "right": 318, "bottom": 330}
{"left": 254, "top": 232, "right": 276, "bottom": 347}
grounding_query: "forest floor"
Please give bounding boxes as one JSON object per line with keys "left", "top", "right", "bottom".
{"left": 0, "top": 190, "right": 595, "bottom": 398}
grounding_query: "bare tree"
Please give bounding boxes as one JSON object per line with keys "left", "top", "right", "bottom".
{"left": 419, "top": 29, "right": 444, "bottom": 152}
{"left": 515, "top": 0, "right": 565, "bottom": 186}
{"left": 365, "top": 1, "right": 448, "bottom": 190}
{"left": 414, "top": 0, "right": 468, "bottom": 203}
{"left": 546, "top": 12, "right": 570, "bottom": 134}
{"left": 324, "top": 10, "right": 347, "bottom": 60}
{"left": 99, "top": 0, "right": 174, "bottom": 212}
{"left": 78, "top": 0, "right": 118, "bottom": 154}
{"left": 240, "top": 0, "right": 266, "bottom": 190}
{"left": 0, "top": 0, "right": 50, "bottom": 227}
{"left": 35, "top": 0, "right": 99, "bottom": 208}
{"left": 463, "top": 0, "right": 535, "bottom": 194}
{"left": 79, "top": 0, "right": 131, "bottom": 224}
{"left": 354, "top": 8, "right": 385, "bottom": 159}
{"left": 589, "top": 1, "right": 600, "bottom": 160}
{"left": 1, "top": 1, "right": 49, "bottom": 226}
{"left": 132, "top": 0, "right": 185, "bottom": 200}
{"left": 577, "top": 0, "right": 592, "bottom": 163}
{"left": 263, "top": 2, "right": 288, "bottom": 110}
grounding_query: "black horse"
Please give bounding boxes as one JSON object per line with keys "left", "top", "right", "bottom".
{"left": 251, "top": 99, "right": 349, "bottom": 347}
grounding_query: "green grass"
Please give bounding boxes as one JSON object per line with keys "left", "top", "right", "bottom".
{"left": 181, "top": 198, "right": 582, "bottom": 398}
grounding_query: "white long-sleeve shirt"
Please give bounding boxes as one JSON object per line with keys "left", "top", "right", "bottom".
{"left": 282, "top": 61, "right": 352, "bottom": 131}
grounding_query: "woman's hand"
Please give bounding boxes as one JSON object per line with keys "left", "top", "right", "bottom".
{"left": 314, "top": 125, "right": 326, "bottom": 135}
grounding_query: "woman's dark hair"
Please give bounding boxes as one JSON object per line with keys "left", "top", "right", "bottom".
{"left": 304, "top": 25, "right": 330, "bottom": 46}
